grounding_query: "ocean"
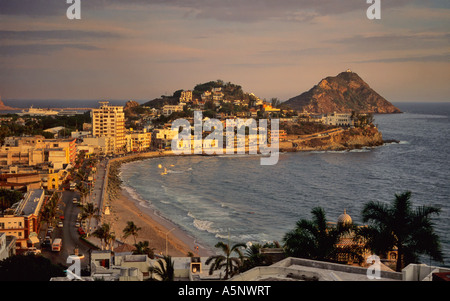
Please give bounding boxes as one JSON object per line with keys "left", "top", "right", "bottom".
{"left": 0, "top": 99, "right": 137, "bottom": 111}
{"left": 119, "top": 102, "right": 450, "bottom": 267}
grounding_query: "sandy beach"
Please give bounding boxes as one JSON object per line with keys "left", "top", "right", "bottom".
{"left": 101, "top": 152, "right": 214, "bottom": 257}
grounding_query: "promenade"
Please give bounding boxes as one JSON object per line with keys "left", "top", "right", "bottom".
{"left": 82, "top": 156, "right": 122, "bottom": 249}
{"left": 82, "top": 151, "right": 182, "bottom": 252}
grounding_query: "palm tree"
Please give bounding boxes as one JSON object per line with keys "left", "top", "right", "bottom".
{"left": 240, "top": 243, "right": 272, "bottom": 272}
{"left": 133, "top": 241, "right": 155, "bottom": 258}
{"left": 75, "top": 183, "right": 89, "bottom": 205}
{"left": 150, "top": 255, "right": 174, "bottom": 281}
{"left": 361, "top": 191, "right": 443, "bottom": 272}
{"left": 283, "top": 207, "right": 345, "bottom": 261}
{"left": 42, "top": 192, "right": 61, "bottom": 229}
{"left": 123, "top": 221, "right": 142, "bottom": 245}
{"left": 40, "top": 206, "right": 53, "bottom": 231}
{"left": 205, "top": 241, "right": 246, "bottom": 280}
{"left": 92, "top": 223, "right": 115, "bottom": 250}
{"left": 81, "top": 202, "right": 99, "bottom": 237}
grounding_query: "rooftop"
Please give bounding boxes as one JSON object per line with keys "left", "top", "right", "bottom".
{"left": 230, "top": 257, "right": 403, "bottom": 281}
{"left": 15, "top": 189, "right": 45, "bottom": 216}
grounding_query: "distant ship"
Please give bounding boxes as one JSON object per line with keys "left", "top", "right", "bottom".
{"left": 17, "top": 105, "right": 60, "bottom": 116}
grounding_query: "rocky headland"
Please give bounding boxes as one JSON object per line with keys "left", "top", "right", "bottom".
{"left": 284, "top": 71, "right": 402, "bottom": 114}
{"left": 280, "top": 126, "right": 387, "bottom": 152}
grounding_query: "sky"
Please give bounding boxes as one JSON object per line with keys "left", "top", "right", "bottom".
{"left": 0, "top": 0, "right": 449, "bottom": 103}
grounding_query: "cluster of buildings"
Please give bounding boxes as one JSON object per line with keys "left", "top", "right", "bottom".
{"left": 0, "top": 99, "right": 348, "bottom": 260}
{"left": 65, "top": 101, "right": 152, "bottom": 156}
{"left": 0, "top": 135, "right": 75, "bottom": 191}
{"left": 160, "top": 88, "right": 283, "bottom": 119}
{"left": 1, "top": 100, "right": 448, "bottom": 282}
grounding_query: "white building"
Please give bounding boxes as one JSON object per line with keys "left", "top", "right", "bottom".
{"left": 162, "top": 104, "right": 185, "bottom": 116}
{"left": 0, "top": 232, "right": 16, "bottom": 261}
{"left": 322, "top": 112, "right": 353, "bottom": 127}
{"left": 81, "top": 136, "right": 108, "bottom": 155}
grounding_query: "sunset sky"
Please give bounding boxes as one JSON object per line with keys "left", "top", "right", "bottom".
{"left": 0, "top": 0, "right": 449, "bottom": 102}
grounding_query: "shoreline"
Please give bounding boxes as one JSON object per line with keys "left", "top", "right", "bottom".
{"left": 104, "top": 151, "right": 215, "bottom": 257}
{"left": 102, "top": 127, "right": 390, "bottom": 257}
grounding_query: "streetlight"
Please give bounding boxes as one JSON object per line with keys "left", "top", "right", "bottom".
{"left": 165, "top": 228, "right": 175, "bottom": 256}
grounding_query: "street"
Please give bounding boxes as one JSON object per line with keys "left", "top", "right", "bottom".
{"left": 39, "top": 190, "right": 94, "bottom": 270}
{"left": 38, "top": 156, "right": 109, "bottom": 271}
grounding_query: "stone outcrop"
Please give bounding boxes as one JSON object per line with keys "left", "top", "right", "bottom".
{"left": 284, "top": 71, "right": 401, "bottom": 114}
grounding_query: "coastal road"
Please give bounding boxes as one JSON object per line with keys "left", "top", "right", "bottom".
{"left": 39, "top": 190, "right": 93, "bottom": 270}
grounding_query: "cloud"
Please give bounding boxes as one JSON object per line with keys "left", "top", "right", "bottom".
{"left": 0, "top": 30, "right": 122, "bottom": 41}
{"left": 0, "top": 43, "right": 101, "bottom": 56}
{"left": 352, "top": 53, "right": 450, "bottom": 63}
{"left": 0, "top": 29, "right": 121, "bottom": 56}
{"left": 0, "top": 0, "right": 417, "bottom": 22}
{"left": 332, "top": 32, "right": 450, "bottom": 52}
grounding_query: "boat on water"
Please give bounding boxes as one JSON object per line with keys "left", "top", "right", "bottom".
{"left": 17, "top": 105, "right": 60, "bottom": 116}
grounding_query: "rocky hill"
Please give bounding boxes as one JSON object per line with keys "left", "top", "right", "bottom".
{"left": 284, "top": 71, "right": 401, "bottom": 114}
{"left": 0, "top": 97, "right": 17, "bottom": 110}
{"left": 142, "top": 80, "right": 254, "bottom": 108}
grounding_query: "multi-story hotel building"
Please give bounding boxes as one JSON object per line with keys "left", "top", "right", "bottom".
{"left": 91, "top": 102, "right": 126, "bottom": 154}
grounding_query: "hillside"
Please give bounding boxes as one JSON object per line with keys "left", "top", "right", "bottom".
{"left": 284, "top": 71, "right": 401, "bottom": 114}
{"left": 142, "top": 80, "right": 256, "bottom": 108}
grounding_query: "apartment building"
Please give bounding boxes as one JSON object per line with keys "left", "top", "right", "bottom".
{"left": 179, "top": 90, "right": 193, "bottom": 103}
{"left": 91, "top": 102, "right": 126, "bottom": 154}
{"left": 0, "top": 189, "right": 45, "bottom": 249}
{"left": 152, "top": 128, "right": 179, "bottom": 149}
{"left": 126, "top": 129, "right": 152, "bottom": 152}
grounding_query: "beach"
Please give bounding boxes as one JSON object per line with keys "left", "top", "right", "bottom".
{"left": 101, "top": 152, "right": 214, "bottom": 257}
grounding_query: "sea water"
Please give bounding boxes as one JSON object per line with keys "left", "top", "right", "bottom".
{"left": 120, "top": 102, "right": 450, "bottom": 266}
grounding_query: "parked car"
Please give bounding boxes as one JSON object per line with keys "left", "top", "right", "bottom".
{"left": 57, "top": 221, "right": 64, "bottom": 228}
{"left": 78, "top": 227, "right": 86, "bottom": 236}
{"left": 26, "top": 247, "right": 41, "bottom": 255}
{"left": 42, "top": 237, "right": 52, "bottom": 249}
{"left": 48, "top": 226, "right": 54, "bottom": 232}
{"left": 75, "top": 222, "right": 80, "bottom": 228}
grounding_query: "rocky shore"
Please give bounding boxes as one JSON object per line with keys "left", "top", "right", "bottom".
{"left": 280, "top": 126, "right": 386, "bottom": 152}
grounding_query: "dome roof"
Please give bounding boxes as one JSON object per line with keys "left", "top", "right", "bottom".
{"left": 337, "top": 209, "right": 352, "bottom": 225}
